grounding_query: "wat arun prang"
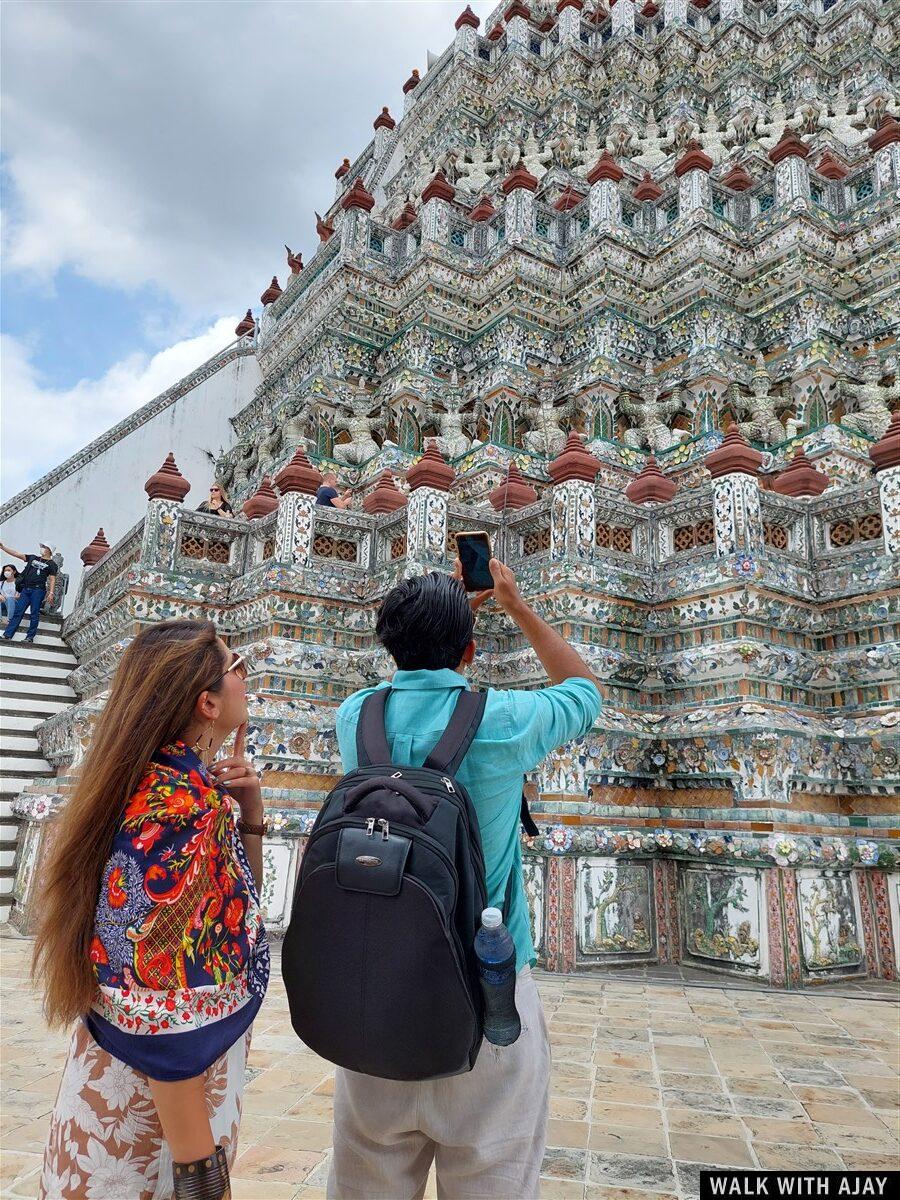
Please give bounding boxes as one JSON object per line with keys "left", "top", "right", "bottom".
{"left": 12, "top": 0, "right": 900, "bottom": 987}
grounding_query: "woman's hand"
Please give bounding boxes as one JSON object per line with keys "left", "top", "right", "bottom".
{"left": 209, "top": 723, "right": 262, "bottom": 820}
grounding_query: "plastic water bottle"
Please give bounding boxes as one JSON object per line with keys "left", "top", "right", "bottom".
{"left": 474, "top": 907, "right": 521, "bottom": 1046}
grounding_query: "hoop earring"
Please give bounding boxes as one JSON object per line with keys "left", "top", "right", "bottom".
{"left": 193, "top": 720, "right": 215, "bottom": 764}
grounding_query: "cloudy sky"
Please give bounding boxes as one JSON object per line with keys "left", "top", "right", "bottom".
{"left": 1, "top": 0, "right": 496, "bottom": 501}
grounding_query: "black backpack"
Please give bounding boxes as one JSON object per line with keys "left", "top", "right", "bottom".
{"left": 282, "top": 686, "right": 494, "bottom": 1081}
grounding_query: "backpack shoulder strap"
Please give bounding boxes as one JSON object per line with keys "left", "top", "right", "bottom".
{"left": 422, "top": 689, "right": 487, "bottom": 776}
{"left": 355, "top": 688, "right": 393, "bottom": 767}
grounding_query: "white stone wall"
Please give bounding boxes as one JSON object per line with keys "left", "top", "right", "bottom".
{"left": 0, "top": 347, "right": 261, "bottom": 610}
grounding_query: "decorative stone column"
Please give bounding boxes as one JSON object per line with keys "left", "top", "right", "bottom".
{"left": 420, "top": 170, "right": 456, "bottom": 248}
{"left": 142, "top": 453, "right": 190, "bottom": 571}
{"left": 339, "top": 177, "right": 375, "bottom": 263}
{"left": 548, "top": 433, "right": 601, "bottom": 559}
{"left": 504, "top": 1, "right": 531, "bottom": 47}
{"left": 768, "top": 131, "right": 811, "bottom": 209}
{"left": 405, "top": 444, "right": 455, "bottom": 573}
{"left": 587, "top": 152, "right": 624, "bottom": 230}
{"left": 674, "top": 142, "right": 713, "bottom": 218}
{"left": 556, "top": 0, "right": 583, "bottom": 41}
{"left": 501, "top": 165, "right": 539, "bottom": 245}
{"left": 663, "top": 0, "right": 688, "bottom": 22}
{"left": 612, "top": 0, "right": 636, "bottom": 34}
{"left": 705, "top": 428, "right": 764, "bottom": 559}
{"left": 870, "top": 410, "right": 900, "bottom": 555}
{"left": 869, "top": 116, "right": 900, "bottom": 194}
{"left": 273, "top": 450, "right": 322, "bottom": 568}
{"left": 454, "top": 4, "right": 480, "bottom": 55}
{"left": 373, "top": 106, "right": 396, "bottom": 159}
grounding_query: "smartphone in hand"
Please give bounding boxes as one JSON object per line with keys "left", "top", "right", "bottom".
{"left": 456, "top": 531, "right": 494, "bottom": 592}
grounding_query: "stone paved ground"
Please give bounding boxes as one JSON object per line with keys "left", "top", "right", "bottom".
{"left": 2, "top": 934, "right": 898, "bottom": 1199}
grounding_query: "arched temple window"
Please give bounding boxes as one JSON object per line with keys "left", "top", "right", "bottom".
{"left": 693, "top": 393, "right": 717, "bottom": 435}
{"left": 316, "top": 419, "right": 334, "bottom": 457}
{"left": 491, "top": 401, "right": 515, "bottom": 447}
{"left": 592, "top": 400, "right": 615, "bottom": 441}
{"left": 807, "top": 394, "right": 828, "bottom": 431}
{"left": 398, "top": 410, "right": 422, "bottom": 453}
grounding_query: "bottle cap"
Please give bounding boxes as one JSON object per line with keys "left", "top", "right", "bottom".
{"left": 481, "top": 907, "right": 502, "bottom": 929}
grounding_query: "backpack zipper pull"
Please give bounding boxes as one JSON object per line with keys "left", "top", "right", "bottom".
{"left": 391, "top": 771, "right": 403, "bottom": 779}
{"left": 365, "top": 817, "right": 376, "bottom": 837}
{"left": 377, "top": 818, "right": 390, "bottom": 841}
{"left": 441, "top": 777, "right": 456, "bottom": 794}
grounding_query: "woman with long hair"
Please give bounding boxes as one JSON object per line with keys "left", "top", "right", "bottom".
{"left": 34, "top": 619, "right": 269, "bottom": 1200}
{"left": 196, "top": 483, "right": 234, "bottom": 518}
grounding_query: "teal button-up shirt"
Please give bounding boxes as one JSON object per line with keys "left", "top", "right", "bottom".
{"left": 336, "top": 669, "right": 602, "bottom": 971}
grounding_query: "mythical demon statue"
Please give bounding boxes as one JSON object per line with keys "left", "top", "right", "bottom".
{"left": 333, "top": 388, "right": 381, "bottom": 465}
{"left": 435, "top": 376, "right": 473, "bottom": 460}
{"left": 840, "top": 350, "right": 898, "bottom": 439}
{"left": 728, "top": 354, "right": 793, "bottom": 446}
{"left": 620, "top": 359, "right": 690, "bottom": 453}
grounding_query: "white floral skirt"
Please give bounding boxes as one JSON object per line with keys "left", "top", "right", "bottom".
{"left": 39, "top": 1022, "right": 249, "bottom": 1200}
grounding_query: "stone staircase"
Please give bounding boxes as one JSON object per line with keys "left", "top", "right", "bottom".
{"left": 0, "top": 614, "right": 78, "bottom": 920}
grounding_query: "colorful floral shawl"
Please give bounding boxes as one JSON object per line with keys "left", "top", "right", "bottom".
{"left": 86, "top": 741, "right": 269, "bottom": 1081}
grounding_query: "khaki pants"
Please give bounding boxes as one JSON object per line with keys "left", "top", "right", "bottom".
{"left": 327, "top": 967, "right": 550, "bottom": 1200}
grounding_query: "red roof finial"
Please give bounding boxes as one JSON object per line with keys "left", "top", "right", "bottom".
{"left": 487, "top": 22, "right": 504, "bottom": 40}
{"left": 261, "top": 276, "right": 282, "bottom": 305}
{"left": 406, "top": 442, "right": 456, "bottom": 492}
{"left": 771, "top": 449, "right": 829, "bottom": 497}
{"left": 363, "top": 470, "right": 408, "bottom": 513}
{"left": 705, "top": 426, "right": 763, "bottom": 478}
{"left": 489, "top": 462, "right": 538, "bottom": 511}
{"left": 341, "top": 178, "right": 376, "bottom": 212}
{"left": 422, "top": 169, "right": 456, "bottom": 204}
{"left": 274, "top": 447, "right": 323, "bottom": 496}
{"left": 455, "top": 5, "right": 480, "bottom": 30}
{"left": 392, "top": 202, "right": 418, "bottom": 230}
{"left": 243, "top": 475, "right": 279, "bottom": 519}
{"left": 634, "top": 171, "right": 663, "bottom": 202}
{"left": 674, "top": 140, "right": 714, "bottom": 177}
{"left": 470, "top": 196, "right": 497, "bottom": 222}
{"left": 587, "top": 151, "right": 624, "bottom": 184}
{"left": 869, "top": 115, "right": 900, "bottom": 152}
{"left": 145, "top": 452, "right": 191, "bottom": 502}
{"left": 768, "top": 130, "right": 811, "bottom": 164}
{"left": 501, "top": 164, "right": 539, "bottom": 194}
{"left": 815, "top": 150, "right": 849, "bottom": 181}
{"left": 554, "top": 185, "right": 586, "bottom": 212}
{"left": 235, "top": 309, "right": 255, "bottom": 337}
{"left": 720, "top": 163, "right": 753, "bottom": 191}
{"left": 80, "top": 527, "right": 111, "bottom": 566}
{"left": 548, "top": 432, "right": 602, "bottom": 483}
{"left": 403, "top": 69, "right": 421, "bottom": 95}
{"left": 505, "top": 1, "right": 531, "bottom": 19}
{"left": 624, "top": 455, "right": 677, "bottom": 504}
{"left": 374, "top": 106, "right": 396, "bottom": 131}
{"left": 335, "top": 157, "right": 351, "bottom": 179}
{"left": 285, "top": 245, "right": 303, "bottom": 273}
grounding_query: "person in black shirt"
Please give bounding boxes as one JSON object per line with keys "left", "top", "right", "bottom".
{"left": 196, "top": 483, "right": 235, "bottom": 517}
{"left": 315, "top": 471, "right": 352, "bottom": 510}
{"left": 0, "top": 540, "right": 59, "bottom": 642}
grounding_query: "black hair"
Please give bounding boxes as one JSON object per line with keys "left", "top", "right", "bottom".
{"left": 375, "top": 573, "right": 474, "bottom": 671}
{"left": 2, "top": 563, "right": 18, "bottom": 579}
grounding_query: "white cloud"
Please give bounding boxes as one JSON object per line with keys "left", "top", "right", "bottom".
{"left": 2, "top": 0, "right": 496, "bottom": 318}
{"left": 0, "top": 318, "right": 239, "bottom": 500}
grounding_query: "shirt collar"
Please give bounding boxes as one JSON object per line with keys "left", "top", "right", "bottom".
{"left": 389, "top": 669, "right": 470, "bottom": 691}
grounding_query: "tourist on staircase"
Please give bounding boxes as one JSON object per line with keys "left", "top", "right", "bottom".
{"left": 0, "top": 540, "right": 57, "bottom": 643}
{"left": 32, "top": 619, "right": 269, "bottom": 1200}
{"left": 1, "top": 563, "right": 19, "bottom": 626}
{"left": 196, "top": 481, "right": 235, "bottom": 517}
{"left": 324, "top": 560, "right": 601, "bottom": 1200}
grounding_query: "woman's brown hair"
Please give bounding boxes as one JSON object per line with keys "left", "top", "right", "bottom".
{"left": 33, "top": 619, "right": 227, "bottom": 1027}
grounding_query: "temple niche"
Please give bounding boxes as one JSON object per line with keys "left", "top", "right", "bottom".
{"left": 7, "top": 0, "right": 900, "bottom": 986}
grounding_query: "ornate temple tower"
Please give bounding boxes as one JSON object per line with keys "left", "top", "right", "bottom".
{"left": 10, "top": 0, "right": 900, "bottom": 986}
